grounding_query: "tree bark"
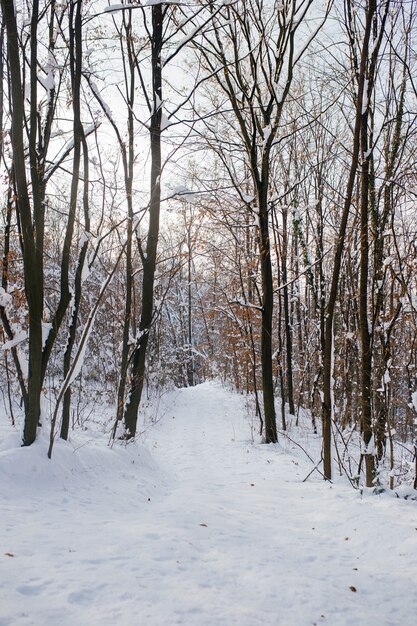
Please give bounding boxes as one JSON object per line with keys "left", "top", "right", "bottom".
{"left": 123, "top": 5, "right": 163, "bottom": 437}
{"left": 359, "top": 102, "right": 375, "bottom": 487}
{"left": 60, "top": 0, "right": 87, "bottom": 440}
{"left": 321, "top": 0, "right": 376, "bottom": 479}
{"left": 258, "top": 180, "right": 277, "bottom": 443}
{"left": 282, "top": 205, "right": 295, "bottom": 416}
{"left": 1, "top": 0, "right": 43, "bottom": 445}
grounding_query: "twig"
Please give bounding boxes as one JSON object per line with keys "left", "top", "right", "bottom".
{"left": 278, "top": 429, "right": 331, "bottom": 482}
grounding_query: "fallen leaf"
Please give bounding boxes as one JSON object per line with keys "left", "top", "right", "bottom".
{"left": 344, "top": 537, "right": 350, "bottom": 541}
{"left": 4, "top": 552, "right": 14, "bottom": 557}
{"left": 199, "top": 523, "right": 208, "bottom": 527}
{"left": 349, "top": 586, "right": 357, "bottom": 593}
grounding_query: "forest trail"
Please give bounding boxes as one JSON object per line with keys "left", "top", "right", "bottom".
{"left": 1, "top": 381, "right": 417, "bottom": 626}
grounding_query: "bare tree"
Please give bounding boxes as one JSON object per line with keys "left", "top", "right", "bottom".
{"left": 1, "top": 0, "right": 97, "bottom": 445}
{"left": 321, "top": 0, "right": 389, "bottom": 480}
{"left": 195, "top": 0, "right": 331, "bottom": 442}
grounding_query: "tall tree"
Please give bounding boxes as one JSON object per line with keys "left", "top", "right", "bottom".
{"left": 121, "top": 1, "right": 216, "bottom": 437}
{"left": 1, "top": 0, "right": 96, "bottom": 445}
{"left": 196, "top": 0, "right": 330, "bottom": 442}
{"left": 320, "top": 0, "right": 388, "bottom": 480}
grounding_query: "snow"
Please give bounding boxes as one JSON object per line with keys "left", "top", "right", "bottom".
{"left": 362, "top": 78, "right": 369, "bottom": 115}
{"left": 103, "top": 3, "right": 133, "bottom": 13}
{"left": 0, "top": 287, "right": 12, "bottom": 308}
{"left": 145, "top": 0, "right": 179, "bottom": 5}
{"left": 262, "top": 124, "right": 272, "bottom": 150}
{"left": 411, "top": 391, "right": 417, "bottom": 413}
{"left": 1, "top": 381, "right": 417, "bottom": 625}
{"left": 65, "top": 276, "right": 111, "bottom": 390}
{"left": 42, "top": 322, "right": 52, "bottom": 349}
{"left": 80, "top": 257, "right": 91, "bottom": 285}
{"left": 240, "top": 193, "right": 255, "bottom": 203}
{"left": 151, "top": 94, "right": 162, "bottom": 116}
{"left": 89, "top": 80, "right": 113, "bottom": 120}
{"left": 176, "top": 26, "right": 200, "bottom": 49}
{"left": 38, "top": 69, "right": 55, "bottom": 94}
{"left": 1, "top": 330, "right": 27, "bottom": 351}
{"left": 160, "top": 112, "right": 173, "bottom": 131}
{"left": 172, "top": 185, "right": 197, "bottom": 203}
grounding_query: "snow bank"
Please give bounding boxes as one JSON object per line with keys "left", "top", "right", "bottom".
{"left": 0, "top": 425, "right": 163, "bottom": 503}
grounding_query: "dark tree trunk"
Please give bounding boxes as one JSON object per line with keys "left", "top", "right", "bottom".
{"left": 1, "top": 0, "right": 43, "bottom": 445}
{"left": 123, "top": 5, "right": 163, "bottom": 437}
{"left": 282, "top": 205, "right": 295, "bottom": 416}
{"left": 115, "top": 8, "right": 135, "bottom": 427}
{"left": 258, "top": 181, "right": 277, "bottom": 444}
{"left": 359, "top": 105, "right": 375, "bottom": 487}
{"left": 60, "top": 0, "right": 87, "bottom": 440}
{"left": 321, "top": 0, "right": 376, "bottom": 480}
{"left": 186, "top": 219, "right": 194, "bottom": 387}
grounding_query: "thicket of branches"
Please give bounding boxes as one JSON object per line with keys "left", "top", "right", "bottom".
{"left": 1, "top": 0, "right": 416, "bottom": 489}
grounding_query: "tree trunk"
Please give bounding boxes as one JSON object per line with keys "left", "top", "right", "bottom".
{"left": 321, "top": 0, "right": 376, "bottom": 479}
{"left": 1, "top": 0, "right": 43, "bottom": 445}
{"left": 359, "top": 104, "right": 375, "bottom": 487}
{"left": 187, "top": 219, "right": 194, "bottom": 386}
{"left": 258, "top": 182, "right": 277, "bottom": 444}
{"left": 282, "top": 205, "right": 295, "bottom": 416}
{"left": 115, "top": 8, "right": 135, "bottom": 427}
{"left": 60, "top": 0, "right": 87, "bottom": 440}
{"left": 123, "top": 5, "right": 163, "bottom": 437}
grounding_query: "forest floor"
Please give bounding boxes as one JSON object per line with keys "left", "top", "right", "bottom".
{"left": 0, "top": 381, "right": 416, "bottom": 626}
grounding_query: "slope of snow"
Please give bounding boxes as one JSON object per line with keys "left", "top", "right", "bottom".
{"left": 1, "top": 381, "right": 416, "bottom": 626}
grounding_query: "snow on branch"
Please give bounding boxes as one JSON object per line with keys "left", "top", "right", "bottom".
{"left": 48, "top": 242, "right": 127, "bottom": 459}
{"left": 1, "top": 330, "right": 27, "bottom": 351}
{"left": 44, "top": 123, "right": 101, "bottom": 182}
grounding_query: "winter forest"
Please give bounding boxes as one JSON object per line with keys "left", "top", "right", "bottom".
{"left": 1, "top": 1, "right": 417, "bottom": 624}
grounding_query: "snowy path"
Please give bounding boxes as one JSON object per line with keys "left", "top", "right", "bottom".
{"left": 1, "top": 381, "right": 417, "bottom": 626}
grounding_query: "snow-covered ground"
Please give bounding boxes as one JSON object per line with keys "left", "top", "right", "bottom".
{"left": 1, "top": 381, "right": 416, "bottom": 626}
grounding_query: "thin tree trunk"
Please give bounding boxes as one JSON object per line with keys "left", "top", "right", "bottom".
{"left": 258, "top": 180, "right": 277, "bottom": 444}
{"left": 282, "top": 205, "right": 295, "bottom": 416}
{"left": 123, "top": 5, "right": 163, "bottom": 437}
{"left": 321, "top": 0, "right": 375, "bottom": 479}
{"left": 60, "top": 0, "right": 88, "bottom": 440}
{"left": 187, "top": 219, "right": 194, "bottom": 386}
{"left": 359, "top": 103, "right": 375, "bottom": 487}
